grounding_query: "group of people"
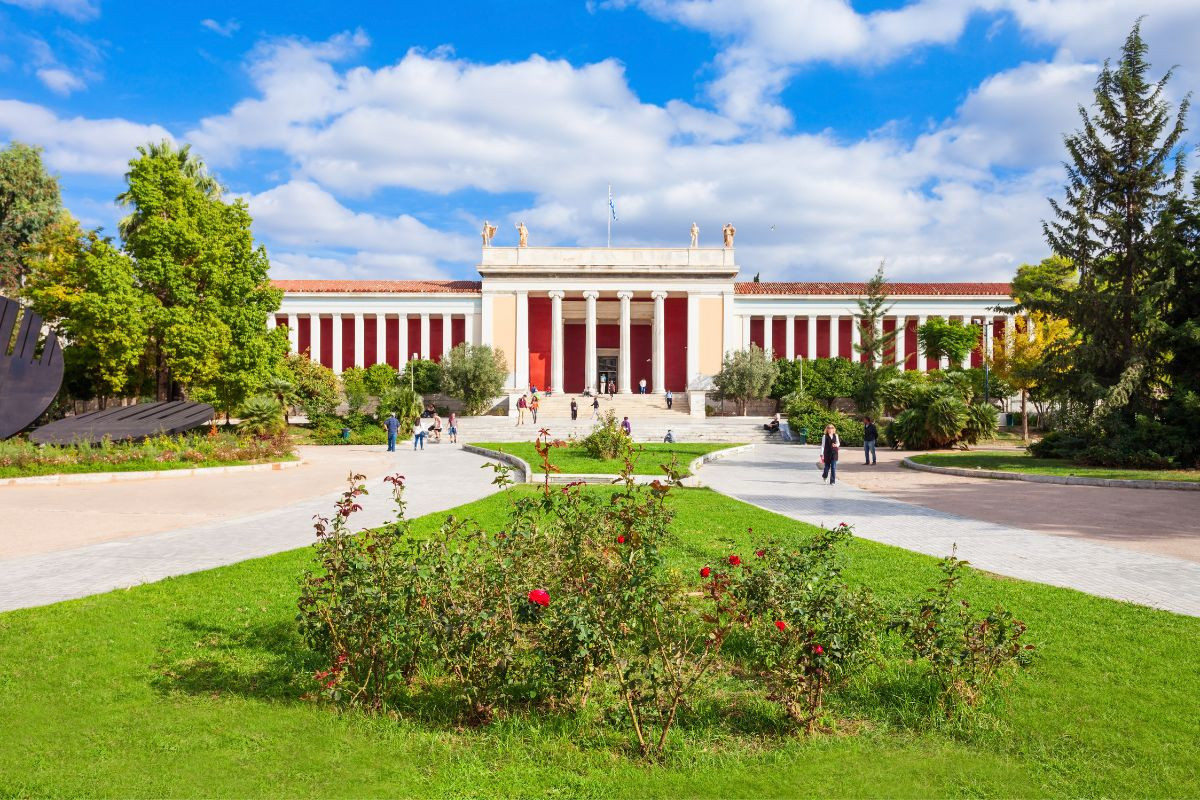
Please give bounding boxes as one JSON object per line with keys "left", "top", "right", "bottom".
{"left": 383, "top": 411, "right": 459, "bottom": 451}
{"left": 818, "top": 416, "right": 878, "bottom": 485}
{"left": 514, "top": 392, "right": 540, "bottom": 425}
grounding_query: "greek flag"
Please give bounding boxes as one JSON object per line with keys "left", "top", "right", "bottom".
{"left": 608, "top": 185, "right": 617, "bottom": 221}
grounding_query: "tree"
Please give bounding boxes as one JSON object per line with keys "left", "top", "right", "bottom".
{"left": 280, "top": 352, "right": 340, "bottom": 421}
{"left": 778, "top": 357, "right": 865, "bottom": 409}
{"left": 714, "top": 344, "right": 779, "bottom": 415}
{"left": 1042, "top": 22, "right": 1188, "bottom": 418}
{"left": 262, "top": 376, "right": 298, "bottom": 426}
{"left": 118, "top": 141, "right": 281, "bottom": 403}
{"left": 0, "top": 142, "right": 62, "bottom": 291}
{"left": 854, "top": 262, "right": 897, "bottom": 415}
{"left": 340, "top": 366, "right": 370, "bottom": 415}
{"left": 400, "top": 358, "right": 443, "bottom": 395}
{"left": 991, "top": 313, "right": 1075, "bottom": 441}
{"left": 917, "top": 317, "right": 979, "bottom": 367}
{"left": 440, "top": 343, "right": 507, "bottom": 415}
{"left": 364, "top": 362, "right": 399, "bottom": 397}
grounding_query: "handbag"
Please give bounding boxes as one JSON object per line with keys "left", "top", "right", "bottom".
{"left": 817, "top": 455, "right": 825, "bottom": 470}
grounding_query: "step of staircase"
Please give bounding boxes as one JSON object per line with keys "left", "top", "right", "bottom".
{"left": 454, "top": 415, "right": 802, "bottom": 445}
{"left": 520, "top": 393, "right": 689, "bottom": 419}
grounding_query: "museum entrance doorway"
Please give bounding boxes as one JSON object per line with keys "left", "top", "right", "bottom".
{"left": 596, "top": 354, "right": 618, "bottom": 393}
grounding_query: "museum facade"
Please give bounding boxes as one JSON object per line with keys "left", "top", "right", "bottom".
{"left": 270, "top": 245, "right": 1015, "bottom": 396}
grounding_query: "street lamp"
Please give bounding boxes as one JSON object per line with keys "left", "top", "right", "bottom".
{"left": 410, "top": 352, "right": 418, "bottom": 392}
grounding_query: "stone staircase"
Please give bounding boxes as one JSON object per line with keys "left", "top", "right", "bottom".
{"left": 455, "top": 412, "right": 806, "bottom": 445}
{"left": 520, "top": 392, "right": 689, "bottom": 421}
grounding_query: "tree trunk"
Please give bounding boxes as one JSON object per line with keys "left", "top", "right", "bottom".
{"left": 1021, "top": 388, "right": 1029, "bottom": 442}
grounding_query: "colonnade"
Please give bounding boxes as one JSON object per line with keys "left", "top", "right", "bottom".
{"left": 271, "top": 311, "right": 475, "bottom": 373}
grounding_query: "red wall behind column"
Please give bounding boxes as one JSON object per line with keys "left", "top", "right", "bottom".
{"left": 407, "top": 318, "right": 421, "bottom": 361}
{"left": 665, "top": 297, "right": 687, "bottom": 391}
{"left": 796, "top": 318, "right": 808, "bottom": 358}
{"left": 839, "top": 318, "right": 851, "bottom": 359}
{"left": 429, "top": 317, "right": 444, "bottom": 362}
{"left": 341, "top": 317, "right": 354, "bottom": 369}
{"left": 320, "top": 317, "right": 333, "bottom": 369}
{"left": 298, "top": 317, "right": 312, "bottom": 360}
{"left": 904, "top": 319, "right": 918, "bottom": 371}
{"left": 452, "top": 316, "right": 466, "bottom": 348}
{"left": 364, "top": 317, "right": 378, "bottom": 367}
{"left": 883, "top": 318, "right": 896, "bottom": 365}
{"left": 596, "top": 323, "right": 619, "bottom": 349}
{"left": 817, "top": 318, "right": 831, "bottom": 357}
{"left": 564, "top": 324, "right": 585, "bottom": 393}
{"left": 631, "top": 325, "right": 652, "bottom": 391}
{"left": 771, "top": 318, "right": 787, "bottom": 359}
{"left": 528, "top": 297, "right": 551, "bottom": 391}
{"left": 386, "top": 317, "right": 400, "bottom": 368}
{"left": 749, "top": 318, "right": 764, "bottom": 350}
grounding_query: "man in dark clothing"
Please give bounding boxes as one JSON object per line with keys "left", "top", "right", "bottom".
{"left": 570, "top": 398, "right": 578, "bottom": 420}
{"left": 384, "top": 413, "right": 400, "bottom": 452}
{"left": 863, "top": 417, "right": 878, "bottom": 465}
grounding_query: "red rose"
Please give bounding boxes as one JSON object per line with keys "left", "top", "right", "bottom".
{"left": 775, "top": 620, "right": 787, "bottom": 631}
{"left": 528, "top": 589, "right": 550, "bottom": 607}
{"left": 813, "top": 644, "right": 824, "bottom": 655}
{"left": 755, "top": 549, "right": 765, "bottom": 558}
{"left": 700, "top": 566, "right": 711, "bottom": 578}
{"left": 617, "top": 535, "right": 626, "bottom": 544}
{"left": 728, "top": 554, "right": 742, "bottom": 567}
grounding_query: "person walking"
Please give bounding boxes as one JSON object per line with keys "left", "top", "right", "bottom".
{"left": 820, "top": 423, "right": 840, "bottom": 485}
{"left": 591, "top": 396, "right": 601, "bottom": 420}
{"left": 639, "top": 378, "right": 647, "bottom": 395}
{"left": 621, "top": 416, "right": 632, "bottom": 436}
{"left": 384, "top": 412, "right": 400, "bottom": 452}
{"left": 863, "top": 417, "right": 878, "bottom": 465}
{"left": 530, "top": 394, "right": 539, "bottom": 424}
{"left": 412, "top": 419, "right": 426, "bottom": 450}
{"left": 665, "top": 389, "right": 673, "bottom": 410}
{"left": 608, "top": 381, "right": 617, "bottom": 399}
{"left": 570, "top": 398, "right": 578, "bottom": 420}
{"left": 516, "top": 394, "right": 527, "bottom": 426}
{"left": 447, "top": 412, "right": 458, "bottom": 444}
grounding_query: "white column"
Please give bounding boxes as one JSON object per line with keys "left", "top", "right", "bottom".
{"left": 984, "top": 315, "right": 995, "bottom": 361}
{"left": 895, "top": 316, "right": 906, "bottom": 370}
{"left": 960, "top": 317, "right": 972, "bottom": 370}
{"left": 741, "top": 315, "right": 752, "bottom": 351}
{"left": 851, "top": 314, "right": 862, "bottom": 363}
{"left": 352, "top": 312, "right": 365, "bottom": 368}
{"left": 916, "top": 314, "right": 927, "bottom": 372}
{"left": 396, "top": 313, "right": 408, "bottom": 367}
{"left": 618, "top": 290, "right": 633, "bottom": 394}
{"left": 652, "top": 290, "right": 667, "bottom": 393}
{"left": 375, "top": 313, "right": 387, "bottom": 367}
{"left": 310, "top": 314, "right": 322, "bottom": 365}
{"left": 686, "top": 292, "right": 700, "bottom": 388}
{"left": 829, "top": 314, "right": 840, "bottom": 359}
{"left": 806, "top": 314, "right": 817, "bottom": 360}
{"left": 463, "top": 312, "right": 475, "bottom": 346}
{"left": 441, "top": 312, "right": 453, "bottom": 359}
{"left": 287, "top": 313, "right": 298, "bottom": 354}
{"left": 419, "top": 313, "right": 430, "bottom": 360}
{"left": 331, "top": 314, "right": 343, "bottom": 374}
{"left": 266, "top": 314, "right": 277, "bottom": 331}
{"left": 763, "top": 314, "right": 774, "bottom": 357}
{"left": 785, "top": 315, "right": 795, "bottom": 360}
{"left": 515, "top": 291, "right": 529, "bottom": 391}
{"left": 583, "top": 290, "right": 599, "bottom": 393}
{"left": 549, "top": 290, "right": 564, "bottom": 394}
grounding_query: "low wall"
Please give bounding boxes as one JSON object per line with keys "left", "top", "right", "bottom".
{"left": 901, "top": 457, "right": 1200, "bottom": 491}
{"left": 0, "top": 458, "right": 304, "bottom": 487}
{"left": 459, "top": 443, "right": 754, "bottom": 487}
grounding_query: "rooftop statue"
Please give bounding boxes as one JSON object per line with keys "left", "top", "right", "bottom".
{"left": 722, "top": 222, "right": 736, "bottom": 248}
{"left": 516, "top": 221, "right": 529, "bottom": 247}
{"left": 481, "top": 220, "right": 497, "bottom": 246}
{"left": 689, "top": 222, "right": 699, "bottom": 247}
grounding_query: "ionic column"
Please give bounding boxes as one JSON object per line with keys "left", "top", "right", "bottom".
{"left": 652, "top": 290, "right": 667, "bottom": 393}
{"left": 353, "top": 312, "right": 365, "bottom": 368}
{"left": 332, "top": 314, "right": 344, "bottom": 374}
{"left": 894, "top": 316, "right": 906, "bottom": 370}
{"left": 686, "top": 293, "right": 700, "bottom": 388}
{"left": 463, "top": 312, "right": 475, "bottom": 347}
{"left": 829, "top": 314, "right": 840, "bottom": 359}
{"left": 763, "top": 314, "right": 774, "bottom": 358}
{"left": 583, "top": 290, "right": 599, "bottom": 393}
{"left": 310, "top": 314, "right": 322, "bottom": 365}
{"left": 851, "top": 315, "right": 862, "bottom": 363}
{"left": 618, "top": 290, "right": 633, "bottom": 394}
{"left": 960, "top": 317, "right": 972, "bottom": 370}
{"left": 419, "top": 313, "right": 430, "bottom": 360}
{"left": 785, "top": 315, "right": 795, "bottom": 360}
{"left": 515, "top": 292, "right": 529, "bottom": 391}
{"left": 916, "top": 314, "right": 927, "bottom": 372}
{"left": 549, "top": 290, "right": 565, "bottom": 394}
{"left": 375, "top": 313, "right": 387, "bottom": 367}
{"left": 806, "top": 314, "right": 817, "bottom": 360}
{"left": 287, "top": 313, "right": 298, "bottom": 353}
{"left": 742, "top": 315, "right": 752, "bottom": 352}
{"left": 984, "top": 315, "right": 995, "bottom": 361}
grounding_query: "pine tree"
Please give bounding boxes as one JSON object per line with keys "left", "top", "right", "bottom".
{"left": 853, "top": 262, "right": 897, "bottom": 415}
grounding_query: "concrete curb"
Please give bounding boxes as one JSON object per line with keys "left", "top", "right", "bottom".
{"left": 459, "top": 443, "right": 755, "bottom": 487}
{"left": 460, "top": 443, "right": 534, "bottom": 483}
{"left": 0, "top": 458, "right": 305, "bottom": 488}
{"left": 682, "top": 443, "right": 755, "bottom": 487}
{"left": 901, "top": 456, "right": 1200, "bottom": 491}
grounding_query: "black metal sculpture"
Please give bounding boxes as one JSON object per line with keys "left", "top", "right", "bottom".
{"left": 0, "top": 296, "right": 63, "bottom": 440}
{"left": 29, "top": 400, "right": 215, "bottom": 445}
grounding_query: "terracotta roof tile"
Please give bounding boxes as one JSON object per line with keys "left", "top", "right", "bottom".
{"left": 735, "top": 281, "right": 1011, "bottom": 296}
{"left": 271, "top": 279, "right": 482, "bottom": 294}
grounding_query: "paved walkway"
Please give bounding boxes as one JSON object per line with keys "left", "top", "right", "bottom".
{"left": 0, "top": 445, "right": 500, "bottom": 613}
{"left": 701, "top": 445, "right": 1200, "bottom": 617}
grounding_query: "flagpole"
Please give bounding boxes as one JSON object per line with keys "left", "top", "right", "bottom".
{"left": 607, "top": 183, "right": 612, "bottom": 248}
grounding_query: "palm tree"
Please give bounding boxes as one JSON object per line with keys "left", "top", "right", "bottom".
{"left": 116, "top": 140, "right": 223, "bottom": 240}
{"left": 262, "top": 376, "right": 298, "bottom": 426}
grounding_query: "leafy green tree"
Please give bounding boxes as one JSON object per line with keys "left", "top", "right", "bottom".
{"left": 714, "top": 344, "right": 778, "bottom": 415}
{"left": 440, "top": 343, "right": 507, "bottom": 415}
{"left": 1157, "top": 173, "right": 1200, "bottom": 466}
{"left": 788, "top": 357, "right": 865, "bottom": 410}
{"left": 992, "top": 313, "right": 1074, "bottom": 441}
{"left": 280, "top": 352, "right": 340, "bottom": 420}
{"left": 0, "top": 142, "right": 61, "bottom": 291}
{"left": 340, "top": 366, "right": 370, "bottom": 415}
{"left": 364, "top": 362, "right": 399, "bottom": 398}
{"left": 1042, "top": 22, "right": 1188, "bottom": 417}
{"left": 378, "top": 386, "right": 424, "bottom": 429}
{"left": 917, "top": 317, "right": 979, "bottom": 367}
{"left": 400, "top": 358, "right": 443, "bottom": 395}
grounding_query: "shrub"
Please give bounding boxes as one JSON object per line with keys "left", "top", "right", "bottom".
{"left": 340, "top": 367, "right": 370, "bottom": 415}
{"left": 785, "top": 394, "right": 864, "bottom": 446}
{"left": 238, "top": 395, "right": 286, "bottom": 437}
{"left": 581, "top": 409, "right": 629, "bottom": 459}
{"left": 890, "top": 552, "right": 1034, "bottom": 712}
{"left": 777, "top": 358, "right": 865, "bottom": 409}
{"left": 440, "top": 343, "right": 507, "bottom": 415}
{"left": 281, "top": 353, "right": 340, "bottom": 420}
{"left": 364, "top": 362, "right": 399, "bottom": 397}
{"left": 400, "top": 358, "right": 443, "bottom": 395}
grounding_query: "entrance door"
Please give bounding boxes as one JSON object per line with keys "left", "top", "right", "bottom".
{"left": 597, "top": 355, "right": 617, "bottom": 392}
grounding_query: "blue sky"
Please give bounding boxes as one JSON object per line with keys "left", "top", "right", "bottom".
{"left": 1, "top": 0, "right": 1195, "bottom": 282}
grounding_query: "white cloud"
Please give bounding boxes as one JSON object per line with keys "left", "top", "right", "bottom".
{"left": 200, "top": 18, "right": 240, "bottom": 37}
{"left": 36, "top": 66, "right": 85, "bottom": 94}
{"left": 0, "top": 0, "right": 98, "bottom": 20}
{"left": 0, "top": 100, "right": 171, "bottom": 174}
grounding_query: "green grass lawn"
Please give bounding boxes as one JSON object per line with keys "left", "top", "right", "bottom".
{"left": 473, "top": 441, "right": 737, "bottom": 475}
{"left": 0, "top": 454, "right": 298, "bottom": 479}
{"left": 1, "top": 487, "right": 1197, "bottom": 797}
{"left": 911, "top": 451, "right": 1200, "bottom": 482}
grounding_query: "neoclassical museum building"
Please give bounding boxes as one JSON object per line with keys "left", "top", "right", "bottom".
{"left": 270, "top": 243, "right": 1014, "bottom": 406}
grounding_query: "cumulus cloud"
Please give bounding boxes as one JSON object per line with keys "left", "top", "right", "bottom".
{"left": 0, "top": 100, "right": 171, "bottom": 174}
{"left": 0, "top": 0, "right": 98, "bottom": 20}
{"left": 35, "top": 66, "right": 84, "bottom": 94}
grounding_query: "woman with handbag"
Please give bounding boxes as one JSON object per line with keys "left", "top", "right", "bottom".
{"left": 820, "top": 424, "right": 840, "bottom": 485}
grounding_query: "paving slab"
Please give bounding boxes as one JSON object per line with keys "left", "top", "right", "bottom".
{"left": 701, "top": 445, "right": 1200, "bottom": 617}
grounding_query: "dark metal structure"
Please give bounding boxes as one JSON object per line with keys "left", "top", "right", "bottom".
{"left": 29, "top": 401, "right": 215, "bottom": 445}
{"left": 0, "top": 296, "right": 64, "bottom": 440}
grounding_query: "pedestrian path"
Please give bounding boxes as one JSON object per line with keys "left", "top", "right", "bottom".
{"left": 701, "top": 445, "right": 1200, "bottom": 617}
{"left": 0, "top": 446, "right": 501, "bottom": 613}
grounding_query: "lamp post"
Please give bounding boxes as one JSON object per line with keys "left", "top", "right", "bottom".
{"left": 410, "top": 352, "right": 417, "bottom": 392}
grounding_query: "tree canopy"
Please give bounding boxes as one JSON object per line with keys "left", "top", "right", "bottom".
{"left": 440, "top": 344, "right": 507, "bottom": 415}
{"left": 714, "top": 344, "right": 778, "bottom": 415}
{"left": 0, "top": 142, "right": 61, "bottom": 291}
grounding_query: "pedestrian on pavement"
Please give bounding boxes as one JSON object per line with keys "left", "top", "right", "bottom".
{"left": 639, "top": 378, "right": 647, "bottom": 394}
{"left": 448, "top": 412, "right": 458, "bottom": 443}
{"left": 665, "top": 389, "right": 673, "bottom": 409}
{"left": 591, "top": 396, "right": 601, "bottom": 420}
{"left": 621, "top": 416, "right": 632, "bottom": 436}
{"left": 430, "top": 412, "right": 443, "bottom": 443}
{"left": 863, "top": 417, "right": 878, "bottom": 465}
{"left": 609, "top": 381, "right": 617, "bottom": 398}
{"left": 384, "top": 412, "right": 400, "bottom": 452}
{"left": 820, "top": 423, "right": 840, "bottom": 485}
{"left": 663, "top": 429, "right": 675, "bottom": 443}
{"left": 516, "top": 394, "right": 528, "bottom": 426}
{"left": 413, "top": 419, "right": 427, "bottom": 450}
{"left": 530, "top": 394, "right": 540, "bottom": 424}
{"left": 570, "top": 398, "right": 578, "bottom": 420}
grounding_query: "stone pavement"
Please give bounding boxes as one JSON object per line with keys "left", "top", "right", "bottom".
{"left": 0, "top": 445, "right": 500, "bottom": 613}
{"left": 701, "top": 445, "right": 1200, "bottom": 617}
